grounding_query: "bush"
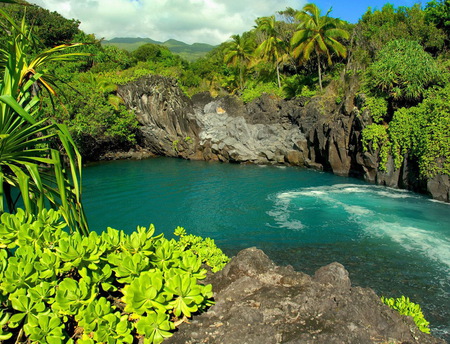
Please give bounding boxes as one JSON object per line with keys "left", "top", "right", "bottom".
{"left": 366, "top": 39, "right": 443, "bottom": 102}
{"left": 362, "top": 96, "right": 388, "bottom": 123}
{"left": 381, "top": 296, "right": 430, "bottom": 334}
{"left": 362, "top": 84, "right": 450, "bottom": 177}
{"left": 0, "top": 209, "right": 230, "bottom": 343}
{"left": 241, "top": 82, "right": 284, "bottom": 103}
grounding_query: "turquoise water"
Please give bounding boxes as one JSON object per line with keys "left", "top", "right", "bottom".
{"left": 83, "top": 157, "right": 450, "bottom": 341}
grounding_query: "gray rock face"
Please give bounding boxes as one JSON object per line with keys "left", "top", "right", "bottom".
{"left": 166, "top": 248, "right": 445, "bottom": 344}
{"left": 119, "top": 77, "right": 308, "bottom": 166}
{"left": 196, "top": 96, "right": 307, "bottom": 165}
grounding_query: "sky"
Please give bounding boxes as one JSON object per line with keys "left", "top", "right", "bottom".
{"left": 28, "top": 0, "right": 422, "bottom": 45}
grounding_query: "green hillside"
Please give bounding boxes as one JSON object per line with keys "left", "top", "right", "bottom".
{"left": 102, "top": 37, "right": 216, "bottom": 61}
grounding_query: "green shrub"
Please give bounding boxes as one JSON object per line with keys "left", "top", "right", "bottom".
{"left": 241, "top": 82, "right": 284, "bottom": 103}
{"left": 0, "top": 209, "right": 229, "bottom": 343}
{"left": 362, "top": 96, "right": 388, "bottom": 123}
{"left": 362, "top": 84, "right": 450, "bottom": 177}
{"left": 283, "top": 74, "right": 318, "bottom": 99}
{"left": 361, "top": 123, "right": 391, "bottom": 170}
{"left": 366, "top": 39, "right": 443, "bottom": 102}
{"left": 381, "top": 295, "right": 431, "bottom": 334}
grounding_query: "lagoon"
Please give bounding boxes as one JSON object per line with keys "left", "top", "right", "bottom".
{"left": 83, "top": 157, "right": 450, "bottom": 341}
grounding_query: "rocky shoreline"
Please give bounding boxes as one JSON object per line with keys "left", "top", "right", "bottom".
{"left": 115, "top": 74, "right": 449, "bottom": 203}
{"left": 166, "top": 248, "right": 446, "bottom": 344}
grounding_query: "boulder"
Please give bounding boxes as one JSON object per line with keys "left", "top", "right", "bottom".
{"left": 166, "top": 248, "right": 445, "bottom": 344}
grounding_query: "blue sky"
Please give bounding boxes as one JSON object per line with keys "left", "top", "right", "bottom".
{"left": 315, "top": 0, "right": 421, "bottom": 22}
{"left": 29, "top": 0, "right": 423, "bottom": 45}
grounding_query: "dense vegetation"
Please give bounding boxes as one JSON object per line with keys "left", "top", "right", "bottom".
{"left": 0, "top": 209, "right": 229, "bottom": 343}
{"left": 2, "top": 1, "right": 448, "bottom": 175}
{"left": 0, "top": 0, "right": 447, "bottom": 342}
{"left": 2, "top": 0, "right": 448, "bottom": 176}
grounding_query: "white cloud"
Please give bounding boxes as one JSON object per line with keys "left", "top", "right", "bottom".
{"left": 28, "top": 0, "right": 302, "bottom": 45}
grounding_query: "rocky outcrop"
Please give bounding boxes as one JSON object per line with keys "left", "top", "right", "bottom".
{"left": 118, "top": 74, "right": 450, "bottom": 202}
{"left": 166, "top": 248, "right": 445, "bottom": 344}
{"left": 118, "top": 75, "right": 200, "bottom": 158}
{"left": 119, "top": 77, "right": 309, "bottom": 166}
{"left": 193, "top": 93, "right": 307, "bottom": 165}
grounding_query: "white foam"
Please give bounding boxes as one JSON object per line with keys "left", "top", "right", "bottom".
{"left": 374, "top": 190, "right": 413, "bottom": 199}
{"left": 366, "top": 221, "right": 450, "bottom": 270}
{"left": 268, "top": 184, "right": 449, "bottom": 270}
{"left": 343, "top": 205, "right": 373, "bottom": 216}
{"left": 266, "top": 208, "right": 304, "bottom": 230}
{"left": 429, "top": 199, "right": 450, "bottom": 205}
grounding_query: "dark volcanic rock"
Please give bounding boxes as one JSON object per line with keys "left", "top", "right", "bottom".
{"left": 118, "top": 75, "right": 201, "bottom": 159}
{"left": 166, "top": 248, "right": 445, "bottom": 344}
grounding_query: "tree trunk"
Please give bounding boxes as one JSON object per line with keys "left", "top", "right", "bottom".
{"left": 317, "top": 54, "right": 322, "bottom": 91}
{"left": 276, "top": 63, "right": 281, "bottom": 89}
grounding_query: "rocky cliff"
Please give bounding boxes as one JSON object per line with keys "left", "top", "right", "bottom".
{"left": 166, "top": 248, "right": 445, "bottom": 344}
{"left": 117, "top": 75, "right": 450, "bottom": 202}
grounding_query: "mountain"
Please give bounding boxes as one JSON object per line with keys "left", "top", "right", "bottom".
{"left": 102, "top": 37, "right": 216, "bottom": 61}
{"left": 106, "top": 37, "right": 163, "bottom": 44}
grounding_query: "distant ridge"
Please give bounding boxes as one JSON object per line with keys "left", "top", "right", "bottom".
{"left": 102, "top": 37, "right": 216, "bottom": 61}
{"left": 106, "top": 37, "right": 163, "bottom": 45}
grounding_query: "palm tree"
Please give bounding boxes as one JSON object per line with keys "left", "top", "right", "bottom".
{"left": 0, "top": 8, "right": 90, "bottom": 235}
{"left": 291, "top": 3, "right": 349, "bottom": 91}
{"left": 254, "top": 16, "right": 288, "bottom": 89}
{"left": 223, "top": 33, "right": 255, "bottom": 91}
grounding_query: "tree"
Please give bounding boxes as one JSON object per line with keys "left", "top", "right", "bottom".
{"left": 354, "top": 3, "right": 446, "bottom": 61}
{"left": 0, "top": 7, "right": 89, "bottom": 235}
{"left": 254, "top": 16, "right": 288, "bottom": 88}
{"left": 223, "top": 33, "right": 255, "bottom": 91}
{"left": 425, "top": 0, "right": 450, "bottom": 46}
{"left": 291, "top": 3, "right": 349, "bottom": 91}
{"left": 366, "top": 39, "right": 443, "bottom": 103}
{"left": 132, "top": 43, "right": 165, "bottom": 62}
{"left": 0, "top": 2, "right": 80, "bottom": 48}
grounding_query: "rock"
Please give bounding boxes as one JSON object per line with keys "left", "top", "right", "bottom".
{"left": 166, "top": 248, "right": 445, "bottom": 344}
{"left": 118, "top": 75, "right": 201, "bottom": 159}
{"left": 427, "top": 174, "right": 450, "bottom": 202}
{"left": 117, "top": 74, "right": 449, "bottom": 202}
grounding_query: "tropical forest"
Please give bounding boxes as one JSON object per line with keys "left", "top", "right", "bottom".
{"left": 0, "top": 0, "right": 449, "bottom": 343}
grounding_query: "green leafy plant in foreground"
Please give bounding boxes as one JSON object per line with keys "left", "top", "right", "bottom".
{"left": 0, "top": 7, "right": 90, "bottom": 235}
{"left": 0, "top": 208, "right": 229, "bottom": 343}
{"left": 382, "top": 295, "right": 431, "bottom": 334}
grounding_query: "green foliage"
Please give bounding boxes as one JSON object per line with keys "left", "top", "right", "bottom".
{"left": 45, "top": 72, "right": 138, "bottom": 160}
{"left": 362, "top": 96, "right": 388, "bottom": 123}
{"left": 223, "top": 32, "right": 256, "bottom": 91}
{"left": 283, "top": 74, "right": 318, "bottom": 99}
{"left": 174, "top": 226, "right": 230, "bottom": 272}
{"left": 354, "top": 3, "right": 446, "bottom": 62}
{"left": 366, "top": 39, "right": 443, "bottom": 102}
{"left": 0, "top": 209, "right": 229, "bottom": 343}
{"left": 291, "top": 3, "right": 349, "bottom": 91}
{"left": 425, "top": 0, "right": 450, "bottom": 45}
{"left": 381, "top": 296, "right": 430, "bottom": 334}
{"left": 390, "top": 85, "right": 450, "bottom": 177}
{"left": 0, "top": 3, "right": 81, "bottom": 48}
{"left": 0, "top": 8, "right": 89, "bottom": 234}
{"left": 241, "top": 82, "right": 284, "bottom": 103}
{"left": 361, "top": 123, "right": 391, "bottom": 170}
{"left": 362, "top": 84, "right": 450, "bottom": 177}
{"left": 132, "top": 43, "right": 170, "bottom": 62}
